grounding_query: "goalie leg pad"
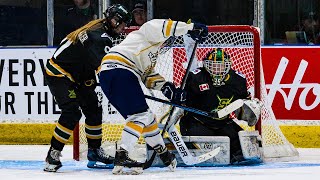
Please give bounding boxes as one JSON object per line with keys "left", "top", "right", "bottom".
{"left": 238, "top": 130, "right": 263, "bottom": 163}
{"left": 147, "top": 136, "right": 230, "bottom": 166}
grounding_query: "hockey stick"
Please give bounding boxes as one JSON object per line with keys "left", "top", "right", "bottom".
{"left": 167, "top": 124, "right": 221, "bottom": 165}
{"left": 145, "top": 95, "right": 244, "bottom": 119}
{"left": 144, "top": 39, "right": 210, "bottom": 169}
{"left": 143, "top": 100, "right": 244, "bottom": 168}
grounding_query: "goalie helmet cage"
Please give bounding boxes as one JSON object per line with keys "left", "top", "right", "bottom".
{"left": 73, "top": 25, "right": 299, "bottom": 162}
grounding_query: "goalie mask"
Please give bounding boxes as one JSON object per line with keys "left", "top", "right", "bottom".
{"left": 104, "top": 4, "right": 132, "bottom": 36}
{"left": 203, "top": 48, "right": 232, "bottom": 86}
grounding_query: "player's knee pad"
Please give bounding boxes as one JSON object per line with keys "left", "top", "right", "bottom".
{"left": 126, "top": 109, "right": 155, "bottom": 126}
{"left": 122, "top": 109, "right": 155, "bottom": 139}
{"left": 84, "top": 105, "right": 103, "bottom": 126}
{"left": 142, "top": 118, "right": 160, "bottom": 139}
{"left": 59, "top": 102, "right": 82, "bottom": 127}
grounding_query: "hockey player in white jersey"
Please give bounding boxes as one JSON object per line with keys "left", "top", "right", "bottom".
{"left": 99, "top": 19, "right": 208, "bottom": 174}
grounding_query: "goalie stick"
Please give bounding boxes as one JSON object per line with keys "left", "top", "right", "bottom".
{"left": 144, "top": 36, "right": 223, "bottom": 169}
{"left": 145, "top": 95, "right": 244, "bottom": 119}
{"left": 145, "top": 98, "right": 243, "bottom": 166}
{"left": 144, "top": 34, "right": 245, "bottom": 169}
{"left": 144, "top": 37, "right": 199, "bottom": 169}
{"left": 143, "top": 98, "right": 244, "bottom": 169}
{"left": 167, "top": 124, "right": 221, "bottom": 165}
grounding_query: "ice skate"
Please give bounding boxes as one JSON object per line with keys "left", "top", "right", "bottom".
{"left": 112, "top": 148, "right": 143, "bottom": 175}
{"left": 87, "top": 147, "right": 114, "bottom": 168}
{"left": 159, "top": 150, "right": 177, "bottom": 171}
{"left": 44, "top": 147, "right": 62, "bottom": 172}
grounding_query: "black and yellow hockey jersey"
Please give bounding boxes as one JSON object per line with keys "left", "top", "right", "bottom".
{"left": 181, "top": 67, "right": 251, "bottom": 127}
{"left": 46, "top": 21, "right": 113, "bottom": 84}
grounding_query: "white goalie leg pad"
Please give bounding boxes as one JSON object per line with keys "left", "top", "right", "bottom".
{"left": 165, "top": 108, "right": 184, "bottom": 130}
{"left": 148, "top": 136, "right": 230, "bottom": 166}
{"left": 238, "top": 130, "right": 262, "bottom": 160}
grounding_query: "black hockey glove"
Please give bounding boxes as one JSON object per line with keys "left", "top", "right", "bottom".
{"left": 161, "top": 82, "right": 187, "bottom": 104}
{"left": 188, "top": 22, "right": 208, "bottom": 43}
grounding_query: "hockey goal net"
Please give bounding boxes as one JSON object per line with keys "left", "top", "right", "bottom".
{"left": 73, "top": 25, "right": 298, "bottom": 162}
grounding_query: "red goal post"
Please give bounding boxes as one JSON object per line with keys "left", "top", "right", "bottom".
{"left": 73, "top": 25, "right": 298, "bottom": 162}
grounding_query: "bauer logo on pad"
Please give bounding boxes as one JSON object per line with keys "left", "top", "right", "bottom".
{"left": 199, "top": 83, "right": 209, "bottom": 91}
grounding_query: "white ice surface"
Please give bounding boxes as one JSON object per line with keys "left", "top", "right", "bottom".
{"left": 0, "top": 145, "right": 320, "bottom": 180}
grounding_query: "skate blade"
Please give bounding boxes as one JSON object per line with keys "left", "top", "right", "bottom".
{"left": 167, "top": 158, "right": 177, "bottom": 172}
{"left": 43, "top": 163, "right": 62, "bottom": 172}
{"left": 87, "top": 161, "right": 113, "bottom": 169}
{"left": 112, "top": 166, "right": 143, "bottom": 175}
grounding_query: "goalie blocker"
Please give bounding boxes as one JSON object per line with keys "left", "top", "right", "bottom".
{"left": 147, "top": 131, "right": 263, "bottom": 167}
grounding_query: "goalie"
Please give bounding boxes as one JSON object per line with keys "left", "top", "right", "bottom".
{"left": 179, "top": 48, "right": 263, "bottom": 164}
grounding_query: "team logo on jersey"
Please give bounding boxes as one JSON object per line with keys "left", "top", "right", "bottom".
{"left": 148, "top": 52, "right": 158, "bottom": 63}
{"left": 199, "top": 83, "right": 209, "bottom": 91}
{"left": 68, "top": 90, "right": 76, "bottom": 99}
{"left": 216, "top": 95, "right": 233, "bottom": 110}
{"left": 143, "top": 52, "right": 158, "bottom": 75}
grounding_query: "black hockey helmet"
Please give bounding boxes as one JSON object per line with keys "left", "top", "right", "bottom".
{"left": 104, "top": 4, "right": 132, "bottom": 28}
{"left": 203, "top": 48, "right": 232, "bottom": 86}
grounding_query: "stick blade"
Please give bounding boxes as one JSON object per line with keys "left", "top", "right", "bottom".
{"left": 217, "top": 99, "right": 244, "bottom": 118}
{"left": 185, "top": 147, "right": 221, "bottom": 165}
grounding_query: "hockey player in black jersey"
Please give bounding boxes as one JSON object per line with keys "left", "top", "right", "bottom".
{"left": 43, "top": 4, "right": 132, "bottom": 172}
{"left": 179, "top": 48, "right": 259, "bottom": 164}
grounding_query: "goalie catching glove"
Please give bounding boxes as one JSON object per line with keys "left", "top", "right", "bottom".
{"left": 161, "top": 82, "right": 187, "bottom": 104}
{"left": 235, "top": 98, "right": 263, "bottom": 126}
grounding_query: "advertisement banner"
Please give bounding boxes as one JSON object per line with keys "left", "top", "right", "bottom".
{"left": 1, "top": 47, "right": 319, "bottom": 122}
{"left": 262, "top": 47, "right": 320, "bottom": 121}
{"left": 0, "top": 48, "right": 60, "bottom": 122}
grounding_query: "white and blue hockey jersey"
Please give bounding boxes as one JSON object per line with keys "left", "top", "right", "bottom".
{"left": 99, "top": 19, "right": 194, "bottom": 90}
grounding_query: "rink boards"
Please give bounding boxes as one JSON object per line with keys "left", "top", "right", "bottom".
{"left": 0, "top": 47, "right": 320, "bottom": 148}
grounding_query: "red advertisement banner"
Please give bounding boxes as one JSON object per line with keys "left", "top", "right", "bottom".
{"left": 262, "top": 47, "right": 320, "bottom": 120}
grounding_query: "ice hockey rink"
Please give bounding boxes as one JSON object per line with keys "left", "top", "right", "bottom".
{"left": 0, "top": 145, "right": 319, "bottom": 180}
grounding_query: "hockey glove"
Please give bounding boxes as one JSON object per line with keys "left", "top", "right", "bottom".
{"left": 235, "top": 98, "right": 263, "bottom": 126}
{"left": 161, "top": 82, "right": 187, "bottom": 104}
{"left": 188, "top": 22, "right": 208, "bottom": 43}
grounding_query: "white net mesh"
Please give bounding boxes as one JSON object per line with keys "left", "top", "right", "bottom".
{"left": 259, "top": 62, "right": 299, "bottom": 161}
{"left": 75, "top": 25, "right": 298, "bottom": 162}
